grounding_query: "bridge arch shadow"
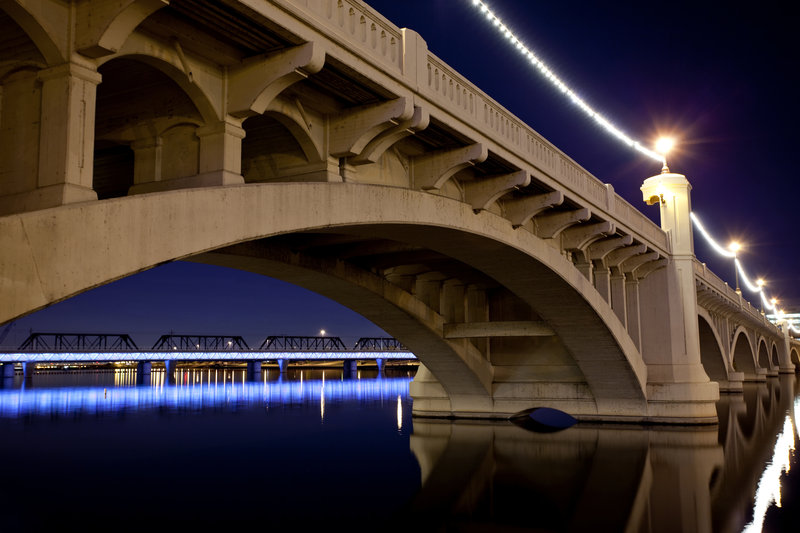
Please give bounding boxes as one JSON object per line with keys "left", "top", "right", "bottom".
{"left": 697, "top": 313, "right": 729, "bottom": 386}
{"left": 731, "top": 328, "right": 759, "bottom": 381}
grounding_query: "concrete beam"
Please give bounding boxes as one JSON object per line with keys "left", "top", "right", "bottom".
{"left": 443, "top": 321, "right": 555, "bottom": 338}
{"left": 561, "top": 221, "right": 615, "bottom": 251}
{"left": 330, "top": 98, "right": 413, "bottom": 158}
{"left": 504, "top": 191, "right": 563, "bottom": 228}
{"left": 76, "top": 0, "right": 168, "bottom": 58}
{"left": 634, "top": 258, "right": 667, "bottom": 280}
{"left": 533, "top": 208, "right": 590, "bottom": 239}
{"left": 588, "top": 234, "right": 633, "bottom": 261}
{"left": 620, "top": 252, "right": 660, "bottom": 275}
{"left": 350, "top": 106, "right": 429, "bottom": 164}
{"left": 228, "top": 42, "right": 325, "bottom": 118}
{"left": 463, "top": 170, "right": 530, "bottom": 212}
{"left": 605, "top": 244, "right": 647, "bottom": 269}
{"left": 412, "top": 143, "right": 487, "bottom": 190}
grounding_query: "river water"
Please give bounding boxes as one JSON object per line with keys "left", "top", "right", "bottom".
{"left": 0, "top": 367, "right": 798, "bottom": 532}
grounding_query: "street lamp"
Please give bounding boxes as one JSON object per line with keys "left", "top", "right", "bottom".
{"left": 729, "top": 241, "right": 741, "bottom": 293}
{"left": 655, "top": 137, "right": 676, "bottom": 173}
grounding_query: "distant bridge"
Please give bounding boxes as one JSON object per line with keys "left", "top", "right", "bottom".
{"left": 1, "top": 333, "right": 414, "bottom": 378}
{"left": 0, "top": 0, "right": 797, "bottom": 423}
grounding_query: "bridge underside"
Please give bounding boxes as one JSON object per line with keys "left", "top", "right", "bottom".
{"left": 1, "top": 182, "right": 709, "bottom": 422}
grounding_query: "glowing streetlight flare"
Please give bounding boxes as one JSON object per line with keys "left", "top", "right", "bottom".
{"left": 655, "top": 137, "right": 675, "bottom": 155}
{"left": 729, "top": 242, "right": 741, "bottom": 253}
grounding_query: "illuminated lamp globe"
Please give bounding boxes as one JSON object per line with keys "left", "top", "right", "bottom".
{"left": 728, "top": 242, "right": 741, "bottom": 254}
{"left": 655, "top": 137, "right": 675, "bottom": 156}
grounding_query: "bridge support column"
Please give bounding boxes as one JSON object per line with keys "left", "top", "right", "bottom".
{"left": 247, "top": 361, "right": 262, "bottom": 381}
{"left": 376, "top": 358, "right": 385, "bottom": 376}
{"left": 640, "top": 169, "right": 719, "bottom": 422}
{"left": 778, "top": 327, "right": 797, "bottom": 373}
{"left": 23, "top": 362, "right": 36, "bottom": 380}
{"left": 164, "top": 360, "right": 177, "bottom": 384}
{"left": 136, "top": 361, "right": 152, "bottom": 385}
{"left": 593, "top": 267, "right": 611, "bottom": 303}
{"left": 610, "top": 272, "right": 627, "bottom": 327}
{"left": 624, "top": 277, "right": 642, "bottom": 350}
{"left": 0, "top": 62, "right": 100, "bottom": 215}
{"left": 194, "top": 119, "right": 246, "bottom": 186}
{"left": 343, "top": 360, "right": 357, "bottom": 378}
{"left": 278, "top": 359, "right": 289, "bottom": 373}
{"left": 3, "top": 363, "right": 16, "bottom": 378}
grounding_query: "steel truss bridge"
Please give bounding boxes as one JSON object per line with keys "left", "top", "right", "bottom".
{"left": 1, "top": 333, "right": 415, "bottom": 364}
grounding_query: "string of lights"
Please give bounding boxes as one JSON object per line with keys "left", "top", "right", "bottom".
{"left": 691, "top": 212, "right": 800, "bottom": 334}
{"left": 468, "top": 0, "right": 663, "bottom": 163}
{"left": 469, "top": 1, "right": 799, "bottom": 336}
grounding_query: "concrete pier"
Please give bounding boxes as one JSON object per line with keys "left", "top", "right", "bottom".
{"left": 343, "top": 360, "right": 357, "bottom": 378}
{"left": 164, "top": 360, "right": 177, "bottom": 384}
{"left": 278, "top": 359, "right": 289, "bottom": 374}
{"left": 136, "top": 361, "right": 152, "bottom": 385}
{"left": 247, "top": 361, "right": 262, "bottom": 381}
{"left": 376, "top": 358, "right": 385, "bottom": 376}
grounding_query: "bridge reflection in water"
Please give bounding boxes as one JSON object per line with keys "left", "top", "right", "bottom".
{"left": 0, "top": 372, "right": 797, "bottom": 531}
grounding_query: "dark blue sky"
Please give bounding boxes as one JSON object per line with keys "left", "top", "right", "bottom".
{"left": 4, "top": 0, "right": 799, "bottom": 348}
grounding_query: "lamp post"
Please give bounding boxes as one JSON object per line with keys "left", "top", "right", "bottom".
{"left": 729, "top": 242, "right": 741, "bottom": 293}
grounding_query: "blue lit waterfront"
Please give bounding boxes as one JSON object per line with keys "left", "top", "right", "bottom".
{"left": 1, "top": 368, "right": 799, "bottom": 531}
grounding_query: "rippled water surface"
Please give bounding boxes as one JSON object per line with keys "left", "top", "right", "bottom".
{"left": 1, "top": 368, "right": 799, "bottom": 532}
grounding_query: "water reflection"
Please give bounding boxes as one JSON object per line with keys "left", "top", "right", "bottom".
{"left": 0, "top": 369, "right": 411, "bottom": 419}
{"left": 0, "top": 370, "right": 797, "bottom": 530}
{"left": 406, "top": 375, "right": 800, "bottom": 532}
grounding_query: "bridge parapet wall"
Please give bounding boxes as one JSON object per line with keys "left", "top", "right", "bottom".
{"left": 271, "top": 0, "right": 669, "bottom": 255}
{"left": 694, "top": 259, "right": 773, "bottom": 330}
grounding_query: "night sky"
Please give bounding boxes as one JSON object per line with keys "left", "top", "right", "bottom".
{"left": 4, "top": 0, "right": 800, "bottom": 349}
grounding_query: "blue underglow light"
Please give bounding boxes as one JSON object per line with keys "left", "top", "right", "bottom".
{"left": 0, "top": 376, "right": 412, "bottom": 418}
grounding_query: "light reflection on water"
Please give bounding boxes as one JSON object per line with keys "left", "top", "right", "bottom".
{"left": 0, "top": 368, "right": 411, "bottom": 419}
{"left": 0, "top": 370, "right": 798, "bottom": 531}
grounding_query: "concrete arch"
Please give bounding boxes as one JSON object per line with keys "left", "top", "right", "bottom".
{"left": 791, "top": 347, "right": 800, "bottom": 368}
{"left": 0, "top": 0, "right": 64, "bottom": 65}
{"left": 98, "top": 52, "right": 218, "bottom": 125}
{"left": 757, "top": 338, "right": 770, "bottom": 370}
{"left": 697, "top": 311, "right": 729, "bottom": 383}
{"left": 74, "top": 0, "right": 168, "bottom": 59}
{"left": 0, "top": 63, "right": 43, "bottom": 84}
{"left": 195, "top": 243, "right": 493, "bottom": 412}
{"left": 1, "top": 183, "right": 648, "bottom": 416}
{"left": 771, "top": 343, "right": 780, "bottom": 369}
{"left": 263, "top": 102, "right": 324, "bottom": 163}
{"left": 731, "top": 328, "right": 758, "bottom": 380}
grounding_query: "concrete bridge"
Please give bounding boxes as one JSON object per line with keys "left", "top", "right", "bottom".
{"left": 1, "top": 0, "right": 797, "bottom": 423}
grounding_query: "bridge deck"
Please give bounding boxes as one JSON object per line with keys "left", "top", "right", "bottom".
{"left": 0, "top": 351, "right": 416, "bottom": 363}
